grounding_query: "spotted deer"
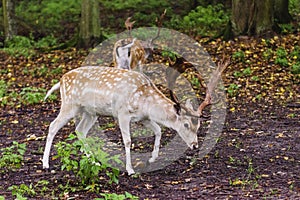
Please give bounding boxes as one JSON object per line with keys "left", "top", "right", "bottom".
{"left": 42, "top": 66, "right": 203, "bottom": 175}
{"left": 112, "top": 38, "right": 146, "bottom": 70}
{"left": 112, "top": 10, "right": 166, "bottom": 71}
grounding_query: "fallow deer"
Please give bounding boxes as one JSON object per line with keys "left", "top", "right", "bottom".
{"left": 112, "top": 9, "right": 166, "bottom": 71}
{"left": 42, "top": 66, "right": 202, "bottom": 175}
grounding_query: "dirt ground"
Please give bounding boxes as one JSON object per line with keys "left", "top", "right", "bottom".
{"left": 0, "top": 35, "right": 299, "bottom": 199}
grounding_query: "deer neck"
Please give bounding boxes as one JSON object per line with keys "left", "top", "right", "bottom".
{"left": 136, "top": 85, "right": 179, "bottom": 130}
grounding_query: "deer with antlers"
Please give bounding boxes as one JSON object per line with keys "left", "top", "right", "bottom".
{"left": 42, "top": 58, "right": 229, "bottom": 175}
{"left": 112, "top": 10, "right": 166, "bottom": 71}
{"left": 42, "top": 66, "right": 199, "bottom": 175}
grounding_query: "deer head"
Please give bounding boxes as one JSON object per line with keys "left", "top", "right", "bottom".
{"left": 112, "top": 9, "right": 166, "bottom": 71}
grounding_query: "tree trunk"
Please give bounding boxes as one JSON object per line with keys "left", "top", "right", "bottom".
{"left": 231, "top": 0, "right": 274, "bottom": 36}
{"left": 2, "top": 0, "right": 16, "bottom": 41}
{"left": 274, "top": 0, "right": 292, "bottom": 23}
{"left": 78, "top": 0, "right": 101, "bottom": 48}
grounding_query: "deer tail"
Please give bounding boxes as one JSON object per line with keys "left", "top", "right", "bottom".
{"left": 44, "top": 82, "right": 60, "bottom": 101}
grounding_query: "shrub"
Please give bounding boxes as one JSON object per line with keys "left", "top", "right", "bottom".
{"left": 20, "top": 87, "right": 46, "bottom": 105}
{"left": 0, "top": 141, "right": 26, "bottom": 171}
{"left": 3, "top": 36, "right": 35, "bottom": 57}
{"left": 3, "top": 35, "right": 59, "bottom": 57}
{"left": 289, "top": 0, "right": 300, "bottom": 20}
{"left": 16, "top": 0, "right": 81, "bottom": 38}
{"left": 170, "top": 4, "right": 229, "bottom": 37}
{"left": 54, "top": 133, "right": 121, "bottom": 190}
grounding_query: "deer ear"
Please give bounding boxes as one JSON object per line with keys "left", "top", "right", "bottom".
{"left": 173, "top": 103, "right": 181, "bottom": 115}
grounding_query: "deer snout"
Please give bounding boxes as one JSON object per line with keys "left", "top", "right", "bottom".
{"left": 191, "top": 135, "right": 198, "bottom": 149}
{"left": 188, "top": 141, "right": 198, "bottom": 150}
{"left": 190, "top": 142, "right": 198, "bottom": 150}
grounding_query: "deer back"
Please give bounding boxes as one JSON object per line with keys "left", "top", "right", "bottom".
{"left": 59, "top": 66, "right": 157, "bottom": 115}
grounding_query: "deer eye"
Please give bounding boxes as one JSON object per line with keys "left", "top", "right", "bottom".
{"left": 184, "top": 122, "right": 189, "bottom": 129}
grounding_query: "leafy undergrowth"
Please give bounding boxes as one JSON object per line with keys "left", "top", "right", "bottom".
{"left": 0, "top": 33, "right": 299, "bottom": 199}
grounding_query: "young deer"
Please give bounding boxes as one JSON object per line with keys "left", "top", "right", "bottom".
{"left": 112, "top": 10, "right": 166, "bottom": 71}
{"left": 42, "top": 66, "right": 201, "bottom": 175}
{"left": 112, "top": 38, "right": 146, "bottom": 70}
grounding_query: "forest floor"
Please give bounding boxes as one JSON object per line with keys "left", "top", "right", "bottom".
{"left": 0, "top": 33, "right": 299, "bottom": 199}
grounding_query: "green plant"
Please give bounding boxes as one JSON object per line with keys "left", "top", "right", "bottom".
{"left": 229, "top": 178, "right": 250, "bottom": 186}
{"left": 279, "top": 23, "right": 294, "bottom": 34}
{"left": 161, "top": 49, "right": 178, "bottom": 61}
{"left": 275, "top": 57, "right": 289, "bottom": 67}
{"left": 0, "top": 80, "right": 8, "bottom": 99}
{"left": 37, "top": 66, "right": 49, "bottom": 77}
{"left": 57, "top": 180, "right": 78, "bottom": 195}
{"left": 251, "top": 76, "right": 259, "bottom": 81}
{"left": 255, "top": 94, "right": 262, "bottom": 101}
{"left": 0, "top": 141, "right": 26, "bottom": 170}
{"left": 35, "top": 35, "right": 58, "bottom": 49}
{"left": 190, "top": 76, "right": 201, "bottom": 88}
{"left": 289, "top": 0, "right": 300, "bottom": 20}
{"left": 291, "top": 63, "right": 300, "bottom": 74}
{"left": 170, "top": 4, "right": 229, "bottom": 37}
{"left": 16, "top": 0, "right": 81, "bottom": 38}
{"left": 97, "top": 192, "right": 139, "bottom": 200}
{"left": 97, "top": 122, "right": 116, "bottom": 131}
{"left": 20, "top": 87, "right": 46, "bottom": 105}
{"left": 275, "top": 47, "right": 289, "bottom": 67}
{"left": 50, "top": 67, "right": 63, "bottom": 75}
{"left": 276, "top": 47, "right": 288, "bottom": 57}
{"left": 227, "top": 83, "right": 240, "bottom": 97}
{"left": 244, "top": 156, "right": 255, "bottom": 179}
{"left": 242, "top": 67, "right": 252, "bottom": 76}
{"left": 34, "top": 180, "right": 50, "bottom": 195}
{"left": 228, "top": 156, "right": 236, "bottom": 164}
{"left": 233, "top": 71, "right": 242, "bottom": 77}
{"left": 233, "top": 51, "right": 245, "bottom": 62}
{"left": 3, "top": 36, "right": 36, "bottom": 57}
{"left": 5, "top": 35, "right": 33, "bottom": 48}
{"left": 54, "top": 133, "right": 121, "bottom": 190}
{"left": 8, "top": 184, "right": 36, "bottom": 198}
{"left": 0, "top": 87, "right": 18, "bottom": 106}
{"left": 263, "top": 48, "right": 273, "bottom": 61}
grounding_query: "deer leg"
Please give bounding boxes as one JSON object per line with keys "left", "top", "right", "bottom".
{"left": 143, "top": 120, "right": 161, "bottom": 163}
{"left": 42, "top": 104, "right": 79, "bottom": 169}
{"left": 75, "top": 111, "right": 98, "bottom": 162}
{"left": 75, "top": 112, "right": 97, "bottom": 140}
{"left": 118, "top": 115, "right": 134, "bottom": 175}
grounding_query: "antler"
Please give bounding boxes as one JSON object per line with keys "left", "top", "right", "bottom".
{"left": 125, "top": 17, "right": 136, "bottom": 37}
{"left": 197, "top": 57, "right": 230, "bottom": 116}
{"left": 151, "top": 9, "right": 166, "bottom": 42}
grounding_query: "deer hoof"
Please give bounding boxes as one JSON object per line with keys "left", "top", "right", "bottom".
{"left": 149, "top": 157, "right": 156, "bottom": 163}
{"left": 127, "top": 169, "right": 135, "bottom": 175}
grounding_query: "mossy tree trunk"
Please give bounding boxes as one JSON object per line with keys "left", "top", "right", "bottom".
{"left": 227, "top": 0, "right": 292, "bottom": 39}
{"left": 2, "top": 0, "right": 16, "bottom": 41}
{"left": 274, "top": 0, "right": 292, "bottom": 23}
{"left": 231, "top": 0, "right": 274, "bottom": 36}
{"left": 78, "top": 0, "right": 101, "bottom": 48}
